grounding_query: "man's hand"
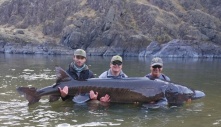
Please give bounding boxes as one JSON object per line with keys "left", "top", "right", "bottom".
{"left": 100, "top": 94, "right": 110, "bottom": 102}
{"left": 58, "top": 86, "right": 68, "bottom": 97}
{"left": 89, "top": 90, "right": 98, "bottom": 100}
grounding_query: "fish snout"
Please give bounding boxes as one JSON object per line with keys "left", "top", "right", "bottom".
{"left": 191, "top": 90, "right": 205, "bottom": 100}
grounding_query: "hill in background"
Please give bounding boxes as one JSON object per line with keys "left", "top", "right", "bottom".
{"left": 0, "top": 0, "right": 221, "bottom": 57}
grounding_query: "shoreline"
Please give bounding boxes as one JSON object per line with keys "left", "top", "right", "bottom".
{"left": 1, "top": 39, "right": 221, "bottom": 58}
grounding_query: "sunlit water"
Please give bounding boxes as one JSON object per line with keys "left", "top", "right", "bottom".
{"left": 0, "top": 54, "right": 221, "bottom": 127}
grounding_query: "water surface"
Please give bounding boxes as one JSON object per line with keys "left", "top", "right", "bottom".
{"left": 0, "top": 54, "right": 221, "bottom": 127}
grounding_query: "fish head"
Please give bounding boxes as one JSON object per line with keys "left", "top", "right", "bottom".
{"left": 165, "top": 84, "right": 196, "bottom": 106}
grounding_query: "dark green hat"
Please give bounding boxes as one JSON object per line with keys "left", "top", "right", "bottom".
{"left": 151, "top": 57, "right": 163, "bottom": 66}
{"left": 111, "top": 55, "right": 122, "bottom": 62}
{"left": 74, "top": 49, "right": 86, "bottom": 58}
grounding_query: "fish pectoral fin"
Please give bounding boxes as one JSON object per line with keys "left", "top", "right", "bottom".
{"left": 143, "top": 99, "right": 168, "bottom": 109}
{"left": 142, "top": 103, "right": 161, "bottom": 109}
{"left": 49, "top": 95, "right": 60, "bottom": 102}
{"left": 72, "top": 93, "right": 90, "bottom": 103}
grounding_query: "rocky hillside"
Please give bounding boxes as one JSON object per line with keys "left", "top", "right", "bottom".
{"left": 0, "top": 0, "right": 221, "bottom": 57}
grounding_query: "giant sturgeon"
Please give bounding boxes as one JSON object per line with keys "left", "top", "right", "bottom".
{"left": 17, "top": 67, "right": 205, "bottom": 106}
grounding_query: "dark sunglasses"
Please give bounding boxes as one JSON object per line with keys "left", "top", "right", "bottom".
{"left": 112, "top": 61, "right": 122, "bottom": 66}
{"left": 152, "top": 65, "right": 162, "bottom": 69}
{"left": 76, "top": 56, "right": 85, "bottom": 60}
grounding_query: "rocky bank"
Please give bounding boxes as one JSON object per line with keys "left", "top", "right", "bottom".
{"left": 0, "top": 0, "right": 221, "bottom": 57}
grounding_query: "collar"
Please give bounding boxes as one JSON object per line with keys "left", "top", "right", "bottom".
{"left": 70, "top": 62, "right": 88, "bottom": 73}
{"left": 107, "top": 69, "right": 124, "bottom": 77}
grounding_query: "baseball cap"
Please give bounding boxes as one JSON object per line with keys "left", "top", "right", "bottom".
{"left": 74, "top": 49, "right": 86, "bottom": 58}
{"left": 111, "top": 55, "right": 122, "bottom": 63}
{"left": 151, "top": 57, "right": 163, "bottom": 66}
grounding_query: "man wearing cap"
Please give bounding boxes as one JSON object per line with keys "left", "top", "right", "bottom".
{"left": 99, "top": 55, "right": 128, "bottom": 78}
{"left": 144, "top": 57, "right": 170, "bottom": 107}
{"left": 59, "top": 49, "right": 95, "bottom": 101}
{"left": 145, "top": 57, "right": 170, "bottom": 81}
{"left": 89, "top": 55, "right": 128, "bottom": 102}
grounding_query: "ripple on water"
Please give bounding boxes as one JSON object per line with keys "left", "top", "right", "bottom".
{"left": 23, "top": 69, "right": 34, "bottom": 72}
{"left": 43, "top": 68, "right": 52, "bottom": 72}
{"left": 213, "top": 119, "right": 221, "bottom": 125}
{"left": 19, "top": 73, "right": 56, "bottom": 80}
{"left": 0, "top": 101, "right": 28, "bottom": 126}
{"left": 3, "top": 75, "right": 18, "bottom": 80}
{"left": 67, "top": 122, "right": 121, "bottom": 127}
{"left": 18, "top": 68, "right": 56, "bottom": 80}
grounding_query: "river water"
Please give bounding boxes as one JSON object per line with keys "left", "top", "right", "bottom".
{"left": 0, "top": 54, "right": 221, "bottom": 127}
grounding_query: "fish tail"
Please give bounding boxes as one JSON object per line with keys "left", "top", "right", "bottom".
{"left": 16, "top": 87, "right": 41, "bottom": 105}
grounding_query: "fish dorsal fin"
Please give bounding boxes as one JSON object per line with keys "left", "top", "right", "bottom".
{"left": 55, "top": 67, "right": 72, "bottom": 83}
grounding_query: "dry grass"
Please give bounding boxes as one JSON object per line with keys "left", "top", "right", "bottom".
{"left": 0, "top": 0, "right": 9, "bottom": 5}
{"left": 0, "top": 24, "right": 59, "bottom": 43}
{"left": 73, "top": 8, "right": 96, "bottom": 18}
{"left": 80, "top": 0, "right": 87, "bottom": 6}
{"left": 170, "top": 0, "right": 187, "bottom": 13}
{"left": 135, "top": 0, "right": 149, "bottom": 5}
